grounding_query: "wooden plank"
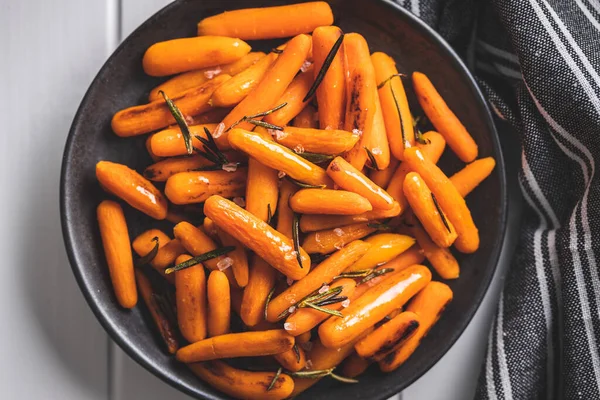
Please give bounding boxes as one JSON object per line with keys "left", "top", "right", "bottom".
{"left": 0, "top": 0, "right": 111, "bottom": 399}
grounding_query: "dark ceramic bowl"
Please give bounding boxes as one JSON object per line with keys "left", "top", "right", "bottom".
{"left": 60, "top": 0, "right": 507, "bottom": 399}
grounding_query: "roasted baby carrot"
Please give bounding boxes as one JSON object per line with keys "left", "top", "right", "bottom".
{"left": 366, "top": 91, "right": 391, "bottom": 169}
{"left": 263, "top": 67, "right": 314, "bottom": 127}
{"left": 204, "top": 196, "right": 311, "bottom": 279}
{"left": 266, "top": 240, "right": 370, "bottom": 322}
{"left": 144, "top": 151, "right": 244, "bottom": 182}
{"left": 380, "top": 281, "right": 453, "bottom": 372}
{"left": 274, "top": 346, "right": 307, "bottom": 372}
{"left": 187, "top": 107, "right": 233, "bottom": 125}
{"left": 403, "top": 147, "right": 479, "bottom": 253}
{"left": 173, "top": 222, "right": 226, "bottom": 271}
{"left": 355, "top": 311, "right": 420, "bottom": 362}
{"left": 302, "top": 223, "right": 377, "bottom": 254}
{"left": 241, "top": 255, "right": 277, "bottom": 326}
{"left": 412, "top": 72, "right": 478, "bottom": 162}
{"left": 312, "top": 26, "right": 346, "bottom": 130}
{"left": 289, "top": 189, "right": 373, "bottom": 215}
{"left": 189, "top": 361, "right": 294, "bottom": 400}
{"left": 97, "top": 200, "right": 137, "bottom": 308}
{"left": 370, "top": 158, "right": 399, "bottom": 189}
{"left": 449, "top": 157, "right": 496, "bottom": 197}
{"left": 404, "top": 172, "right": 457, "bottom": 248}
{"left": 372, "top": 52, "right": 414, "bottom": 160}
{"left": 196, "top": 2, "right": 333, "bottom": 40}
{"left": 132, "top": 229, "right": 174, "bottom": 283}
{"left": 149, "top": 124, "right": 222, "bottom": 157}
{"left": 164, "top": 168, "right": 247, "bottom": 205}
{"left": 346, "top": 233, "right": 415, "bottom": 272}
{"left": 410, "top": 223, "right": 459, "bottom": 279}
{"left": 112, "top": 75, "right": 229, "bottom": 137}
{"left": 228, "top": 128, "right": 332, "bottom": 187}
{"left": 214, "top": 225, "right": 249, "bottom": 288}
{"left": 207, "top": 270, "right": 231, "bottom": 337}
{"left": 319, "top": 264, "right": 431, "bottom": 348}
{"left": 246, "top": 157, "right": 279, "bottom": 222}
{"left": 276, "top": 180, "right": 298, "bottom": 239}
{"left": 273, "top": 127, "right": 360, "bottom": 154}
{"left": 341, "top": 353, "right": 370, "bottom": 378}
{"left": 299, "top": 201, "right": 402, "bottom": 232}
{"left": 175, "top": 254, "right": 207, "bottom": 343}
{"left": 96, "top": 161, "right": 168, "bottom": 220}
{"left": 293, "top": 104, "right": 318, "bottom": 128}
{"left": 221, "top": 34, "right": 312, "bottom": 132}
{"left": 145, "top": 135, "right": 162, "bottom": 162}
{"left": 148, "top": 52, "right": 265, "bottom": 101}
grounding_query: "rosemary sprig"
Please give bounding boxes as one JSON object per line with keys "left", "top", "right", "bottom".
{"left": 292, "top": 344, "right": 301, "bottom": 363}
{"left": 413, "top": 116, "right": 431, "bottom": 144}
{"left": 135, "top": 236, "right": 160, "bottom": 267}
{"left": 226, "top": 102, "right": 287, "bottom": 131}
{"left": 364, "top": 147, "right": 380, "bottom": 171}
{"left": 297, "top": 151, "right": 335, "bottom": 164}
{"left": 390, "top": 80, "right": 407, "bottom": 147}
{"left": 376, "top": 73, "right": 406, "bottom": 89}
{"left": 334, "top": 269, "right": 375, "bottom": 280}
{"left": 431, "top": 193, "right": 452, "bottom": 233}
{"left": 292, "top": 212, "right": 303, "bottom": 268}
{"left": 303, "top": 301, "right": 343, "bottom": 317}
{"left": 164, "top": 246, "right": 235, "bottom": 274}
{"left": 360, "top": 268, "right": 394, "bottom": 284}
{"left": 286, "top": 176, "right": 327, "bottom": 189}
{"left": 303, "top": 32, "right": 345, "bottom": 102}
{"left": 267, "top": 367, "right": 283, "bottom": 392}
{"left": 267, "top": 204, "right": 274, "bottom": 225}
{"left": 276, "top": 284, "right": 345, "bottom": 320}
{"left": 159, "top": 90, "right": 193, "bottom": 155}
{"left": 264, "top": 285, "right": 276, "bottom": 320}
{"left": 287, "top": 368, "right": 358, "bottom": 383}
{"left": 245, "top": 119, "right": 283, "bottom": 131}
{"left": 192, "top": 162, "right": 246, "bottom": 172}
{"left": 330, "top": 373, "right": 359, "bottom": 384}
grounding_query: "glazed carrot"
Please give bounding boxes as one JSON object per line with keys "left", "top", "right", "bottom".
{"left": 144, "top": 151, "right": 245, "bottom": 182}
{"left": 289, "top": 189, "right": 373, "bottom": 215}
{"left": 343, "top": 33, "right": 378, "bottom": 170}
{"left": 449, "top": 157, "right": 496, "bottom": 197}
{"left": 283, "top": 278, "right": 356, "bottom": 336}
{"left": 221, "top": 34, "right": 312, "bottom": 132}
{"left": 403, "top": 172, "right": 457, "bottom": 248}
{"left": 213, "top": 225, "right": 249, "bottom": 288}
{"left": 204, "top": 196, "right": 311, "bottom": 279}
{"left": 152, "top": 238, "right": 186, "bottom": 270}
{"left": 412, "top": 72, "right": 478, "bottom": 162}
{"left": 312, "top": 26, "right": 346, "bottom": 130}
{"left": 145, "top": 135, "right": 162, "bottom": 162}
{"left": 188, "top": 361, "right": 294, "bottom": 400}
{"left": 266, "top": 240, "right": 370, "bottom": 322}
{"left": 173, "top": 222, "right": 225, "bottom": 271}
{"left": 211, "top": 53, "right": 278, "bottom": 107}
{"left": 164, "top": 168, "right": 247, "bottom": 205}
{"left": 366, "top": 91, "right": 391, "bottom": 169}
{"left": 187, "top": 107, "right": 233, "bottom": 125}
{"left": 370, "top": 158, "right": 399, "bottom": 189}
{"left": 175, "top": 254, "right": 207, "bottom": 343}
{"left": 355, "top": 311, "right": 420, "bottom": 362}
{"left": 293, "top": 104, "right": 318, "bottom": 128}
{"left": 403, "top": 147, "right": 479, "bottom": 253}
{"left": 240, "top": 255, "right": 277, "bottom": 326}
{"left": 276, "top": 180, "right": 298, "bottom": 239}
{"left": 246, "top": 158, "right": 279, "bottom": 222}
{"left": 273, "top": 127, "right": 360, "bottom": 154}
{"left": 263, "top": 67, "right": 314, "bottom": 127}
{"left": 143, "top": 36, "right": 250, "bottom": 76}
{"left": 274, "top": 346, "right": 307, "bottom": 372}
{"left": 111, "top": 75, "right": 230, "bottom": 137}
{"left": 299, "top": 201, "right": 402, "bottom": 232}
{"left": 410, "top": 223, "right": 459, "bottom": 279}
{"left": 380, "top": 281, "right": 453, "bottom": 372}
{"left": 302, "top": 223, "right": 377, "bottom": 254}
{"left": 132, "top": 229, "right": 174, "bottom": 283}
{"left": 227, "top": 128, "right": 332, "bottom": 187}
{"left": 346, "top": 233, "right": 415, "bottom": 272}
{"left": 319, "top": 264, "right": 431, "bottom": 348}
{"left": 207, "top": 270, "right": 231, "bottom": 337}
{"left": 327, "top": 156, "right": 395, "bottom": 210}
{"left": 148, "top": 52, "right": 265, "bottom": 101}
{"left": 202, "top": 216, "right": 219, "bottom": 239}
{"left": 341, "top": 353, "right": 370, "bottom": 378}
{"left": 372, "top": 52, "right": 414, "bottom": 160}
{"left": 135, "top": 269, "right": 179, "bottom": 354}
{"left": 177, "top": 330, "right": 294, "bottom": 362}
{"left": 149, "top": 124, "right": 223, "bottom": 157}
{"left": 196, "top": 2, "right": 333, "bottom": 40}
{"left": 96, "top": 161, "right": 168, "bottom": 220}
{"left": 97, "top": 200, "right": 137, "bottom": 308}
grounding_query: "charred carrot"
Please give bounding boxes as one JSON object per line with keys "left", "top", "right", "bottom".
{"left": 196, "top": 2, "right": 333, "bottom": 40}
{"left": 293, "top": 104, "right": 318, "bottom": 128}
{"left": 246, "top": 158, "right": 279, "bottom": 222}
{"left": 273, "top": 127, "right": 360, "bottom": 155}
{"left": 175, "top": 254, "right": 207, "bottom": 343}
{"left": 289, "top": 189, "right": 372, "bottom": 215}
{"left": 410, "top": 223, "right": 459, "bottom": 279}
{"left": 241, "top": 255, "right": 277, "bottom": 326}
{"left": 132, "top": 229, "right": 174, "bottom": 283}
{"left": 214, "top": 225, "right": 249, "bottom": 288}
{"left": 207, "top": 270, "right": 231, "bottom": 337}
{"left": 274, "top": 346, "right": 307, "bottom": 372}
{"left": 412, "top": 72, "right": 478, "bottom": 162}
{"left": 299, "top": 202, "right": 402, "bottom": 232}
{"left": 302, "top": 223, "right": 377, "bottom": 254}
{"left": 341, "top": 353, "right": 370, "bottom": 378}
{"left": 276, "top": 180, "right": 298, "bottom": 239}
{"left": 346, "top": 233, "right": 415, "bottom": 272}
{"left": 173, "top": 222, "right": 226, "bottom": 271}
{"left": 380, "top": 281, "right": 453, "bottom": 372}
{"left": 96, "top": 161, "right": 168, "bottom": 220}
{"left": 355, "top": 311, "right": 420, "bottom": 362}
{"left": 263, "top": 68, "right": 314, "bottom": 127}
{"left": 366, "top": 91, "right": 391, "bottom": 169}
{"left": 449, "top": 157, "right": 496, "bottom": 197}
{"left": 164, "top": 168, "right": 247, "bottom": 205}
{"left": 370, "top": 158, "right": 399, "bottom": 189}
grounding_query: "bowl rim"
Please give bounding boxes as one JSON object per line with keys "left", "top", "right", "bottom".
{"left": 60, "top": 0, "right": 508, "bottom": 398}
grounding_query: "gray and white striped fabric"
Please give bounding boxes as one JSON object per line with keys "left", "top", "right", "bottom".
{"left": 394, "top": 0, "right": 600, "bottom": 399}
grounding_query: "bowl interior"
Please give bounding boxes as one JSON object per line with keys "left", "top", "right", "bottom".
{"left": 61, "top": 0, "right": 506, "bottom": 399}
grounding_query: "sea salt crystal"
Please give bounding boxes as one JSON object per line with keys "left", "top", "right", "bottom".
{"left": 204, "top": 66, "right": 222, "bottom": 79}
{"left": 268, "top": 129, "right": 286, "bottom": 140}
{"left": 342, "top": 299, "right": 351, "bottom": 308}
{"left": 233, "top": 197, "right": 245, "bottom": 207}
{"left": 333, "top": 183, "right": 340, "bottom": 190}
{"left": 300, "top": 60, "right": 313, "bottom": 73}
{"left": 371, "top": 147, "right": 382, "bottom": 155}
{"left": 333, "top": 228, "right": 344, "bottom": 236}
{"left": 278, "top": 171, "right": 287, "bottom": 179}
{"left": 284, "top": 322, "right": 296, "bottom": 331}
{"left": 212, "top": 122, "right": 225, "bottom": 139}
{"left": 318, "top": 285, "right": 329, "bottom": 294}
{"left": 288, "top": 306, "right": 296, "bottom": 314}
{"left": 294, "top": 144, "right": 305, "bottom": 154}
{"left": 334, "top": 241, "right": 344, "bottom": 250}
{"left": 352, "top": 128, "right": 363, "bottom": 136}
{"left": 185, "top": 115, "right": 195, "bottom": 124}
{"left": 287, "top": 277, "right": 294, "bottom": 286}
{"left": 304, "top": 359, "right": 313, "bottom": 368}
{"left": 222, "top": 163, "right": 238, "bottom": 172}
{"left": 217, "top": 257, "right": 233, "bottom": 271}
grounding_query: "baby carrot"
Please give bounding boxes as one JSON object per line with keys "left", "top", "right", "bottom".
{"left": 319, "top": 264, "right": 431, "bottom": 348}
{"left": 175, "top": 254, "right": 207, "bottom": 343}
{"left": 196, "top": 2, "right": 333, "bottom": 40}
{"left": 404, "top": 172, "right": 457, "bottom": 248}
{"left": 380, "top": 281, "right": 453, "bottom": 372}
{"left": 145, "top": 135, "right": 162, "bottom": 162}
{"left": 273, "top": 127, "right": 360, "bottom": 154}
{"left": 341, "top": 353, "right": 370, "bottom": 378}
{"left": 246, "top": 158, "right": 279, "bottom": 222}
{"left": 96, "top": 161, "right": 168, "bottom": 220}
{"left": 299, "top": 201, "right": 402, "bottom": 232}
{"left": 164, "top": 168, "right": 247, "bottom": 205}
{"left": 449, "top": 157, "right": 496, "bottom": 197}
{"left": 188, "top": 361, "right": 294, "bottom": 400}
{"left": 207, "top": 270, "right": 231, "bottom": 337}
{"left": 266, "top": 240, "right": 370, "bottom": 322}
{"left": 144, "top": 151, "right": 244, "bottom": 182}
{"left": 289, "top": 189, "right": 373, "bottom": 215}
{"left": 346, "top": 233, "right": 415, "bottom": 272}
{"left": 366, "top": 91, "right": 391, "bottom": 169}
{"left": 149, "top": 124, "right": 222, "bottom": 157}
{"left": 111, "top": 75, "right": 230, "bottom": 137}
{"left": 204, "top": 196, "right": 311, "bottom": 279}
{"left": 301, "top": 223, "right": 377, "bottom": 254}
{"left": 410, "top": 223, "right": 459, "bottom": 279}
{"left": 228, "top": 128, "right": 332, "bottom": 187}
{"left": 274, "top": 345, "right": 307, "bottom": 372}
{"left": 293, "top": 104, "right": 318, "bottom": 128}
{"left": 412, "top": 72, "right": 478, "bottom": 162}
{"left": 186, "top": 108, "right": 232, "bottom": 126}
{"left": 276, "top": 180, "right": 298, "bottom": 239}
{"left": 403, "top": 147, "right": 479, "bottom": 253}
{"left": 213, "top": 225, "right": 249, "bottom": 288}
{"left": 370, "top": 158, "right": 399, "bottom": 189}
{"left": 372, "top": 52, "right": 414, "bottom": 160}
{"left": 327, "top": 156, "right": 395, "bottom": 210}
{"left": 241, "top": 255, "right": 277, "bottom": 326}
{"left": 221, "top": 34, "right": 312, "bottom": 132}
{"left": 263, "top": 67, "right": 314, "bottom": 127}
{"left": 97, "top": 200, "right": 137, "bottom": 308}
{"left": 312, "top": 26, "right": 346, "bottom": 130}
{"left": 173, "top": 222, "right": 225, "bottom": 271}
{"left": 355, "top": 311, "right": 420, "bottom": 362}
{"left": 132, "top": 229, "right": 174, "bottom": 283}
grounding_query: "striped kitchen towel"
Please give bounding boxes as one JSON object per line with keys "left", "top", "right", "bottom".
{"left": 395, "top": 0, "right": 600, "bottom": 399}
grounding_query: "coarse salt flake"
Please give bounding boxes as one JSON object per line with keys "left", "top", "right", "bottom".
{"left": 342, "top": 299, "right": 351, "bottom": 308}
{"left": 284, "top": 322, "right": 296, "bottom": 331}
{"left": 352, "top": 128, "right": 363, "bottom": 136}
{"left": 304, "top": 359, "right": 313, "bottom": 368}
{"left": 204, "top": 66, "right": 222, "bottom": 79}
{"left": 300, "top": 60, "right": 313, "bottom": 73}
{"left": 288, "top": 306, "right": 296, "bottom": 314}
{"left": 212, "top": 122, "right": 225, "bottom": 139}
{"left": 222, "top": 163, "right": 238, "bottom": 172}
{"left": 287, "top": 277, "right": 294, "bottom": 286}
{"left": 318, "top": 285, "right": 329, "bottom": 294}
{"left": 333, "top": 228, "right": 344, "bottom": 236}
{"left": 268, "top": 129, "right": 286, "bottom": 140}
{"left": 233, "top": 197, "right": 245, "bottom": 207}
{"left": 278, "top": 171, "right": 287, "bottom": 179}
{"left": 294, "top": 144, "right": 305, "bottom": 154}
{"left": 372, "top": 147, "right": 382, "bottom": 155}
{"left": 334, "top": 241, "right": 344, "bottom": 250}
{"left": 217, "top": 257, "right": 233, "bottom": 271}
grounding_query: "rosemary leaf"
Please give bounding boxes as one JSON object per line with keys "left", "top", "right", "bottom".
{"left": 164, "top": 246, "right": 235, "bottom": 274}
{"left": 360, "top": 268, "right": 394, "bottom": 284}
{"left": 271, "top": 48, "right": 284, "bottom": 54}
{"left": 264, "top": 285, "right": 276, "bottom": 320}
{"left": 302, "top": 285, "right": 343, "bottom": 305}
{"left": 330, "top": 372, "right": 359, "bottom": 384}
{"left": 303, "top": 302, "right": 342, "bottom": 317}
{"left": 303, "top": 32, "right": 344, "bottom": 102}
{"left": 431, "top": 193, "right": 452, "bottom": 233}
{"left": 135, "top": 236, "right": 160, "bottom": 267}
{"left": 313, "top": 296, "right": 347, "bottom": 307}
{"left": 292, "top": 213, "right": 303, "bottom": 268}
{"left": 334, "top": 269, "right": 373, "bottom": 279}
{"left": 267, "top": 204, "right": 273, "bottom": 225}
{"left": 414, "top": 128, "right": 431, "bottom": 144}
{"left": 288, "top": 369, "right": 334, "bottom": 379}
{"left": 297, "top": 152, "right": 335, "bottom": 164}
{"left": 292, "top": 344, "right": 301, "bottom": 363}
{"left": 377, "top": 73, "right": 406, "bottom": 89}
{"left": 364, "top": 147, "right": 380, "bottom": 171}
{"left": 390, "top": 81, "right": 407, "bottom": 147}
{"left": 246, "top": 119, "right": 284, "bottom": 131}
{"left": 286, "top": 176, "right": 327, "bottom": 189}
{"left": 226, "top": 103, "right": 288, "bottom": 131}
{"left": 159, "top": 90, "right": 193, "bottom": 155}
{"left": 267, "top": 368, "right": 283, "bottom": 392}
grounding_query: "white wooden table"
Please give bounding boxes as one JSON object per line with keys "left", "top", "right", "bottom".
{"left": 0, "top": 0, "right": 520, "bottom": 398}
